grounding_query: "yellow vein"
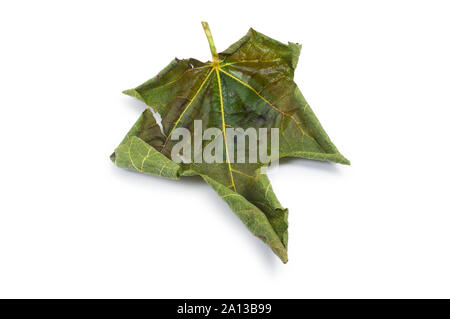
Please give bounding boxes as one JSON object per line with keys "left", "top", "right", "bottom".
{"left": 161, "top": 68, "right": 214, "bottom": 151}
{"left": 220, "top": 59, "right": 281, "bottom": 68}
{"left": 155, "top": 65, "right": 212, "bottom": 90}
{"left": 140, "top": 147, "right": 153, "bottom": 171}
{"left": 264, "top": 183, "right": 271, "bottom": 199}
{"left": 159, "top": 161, "right": 170, "bottom": 176}
{"left": 231, "top": 168, "right": 254, "bottom": 179}
{"left": 221, "top": 193, "right": 240, "bottom": 199}
{"left": 128, "top": 139, "right": 140, "bottom": 171}
{"left": 219, "top": 68, "right": 310, "bottom": 137}
{"left": 215, "top": 68, "right": 237, "bottom": 192}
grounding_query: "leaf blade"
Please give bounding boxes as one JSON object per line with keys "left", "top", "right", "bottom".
{"left": 113, "top": 23, "right": 349, "bottom": 263}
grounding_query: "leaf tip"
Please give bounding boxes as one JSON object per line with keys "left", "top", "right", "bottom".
{"left": 122, "top": 88, "right": 134, "bottom": 96}
{"left": 279, "top": 250, "right": 288, "bottom": 263}
{"left": 340, "top": 155, "right": 351, "bottom": 165}
{"left": 122, "top": 88, "right": 145, "bottom": 103}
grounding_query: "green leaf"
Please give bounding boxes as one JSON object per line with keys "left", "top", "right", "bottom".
{"left": 112, "top": 22, "right": 349, "bottom": 263}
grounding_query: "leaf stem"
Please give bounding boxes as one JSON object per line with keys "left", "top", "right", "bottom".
{"left": 201, "top": 21, "right": 219, "bottom": 62}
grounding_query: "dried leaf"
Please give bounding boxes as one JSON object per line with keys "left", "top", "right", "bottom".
{"left": 111, "top": 22, "right": 349, "bottom": 263}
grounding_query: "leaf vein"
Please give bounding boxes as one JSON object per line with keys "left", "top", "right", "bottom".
{"left": 161, "top": 68, "right": 214, "bottom": 151}
{"left": 219, "top": 68, "right": 311, "bottom": 138}
{"left": 216, "top": 68, "right": 237, "bottom": 192}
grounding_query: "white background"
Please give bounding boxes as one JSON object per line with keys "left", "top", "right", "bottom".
{"left": 1, "top": 0, "right": 449, "bottom": 298}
